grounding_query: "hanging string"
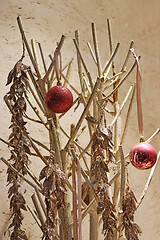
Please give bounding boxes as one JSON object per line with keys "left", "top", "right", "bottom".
{"left": 54, "top": 42, "right": 62, "bottom": 86}
{"left": 130, "top": 48, "right": 144, "bottom": 142}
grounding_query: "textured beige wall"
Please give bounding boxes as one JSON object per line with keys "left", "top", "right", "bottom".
{"left": 0, "top": 0, "right": 160, "bottom": 239}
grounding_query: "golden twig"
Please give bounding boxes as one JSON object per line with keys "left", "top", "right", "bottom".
{"left": 102, "top": 43, "right": 120, "bottom": 77}
{"left": 31, "top": 137, "right": 51, "bottom": 152}
{"left": 23, "top": 131, "right": 49, "bottom": 165}
{"left": 91, "top": 22, "right": 102, "bottom": 77}
{"left": 26, "top": 167, "right": 42, "bottom": 189}
{"left": 23, "top": 114, "right": 43, "bottom": 124}
{"left": 73, "top": 38, "right": 93, "bottom": 89}
{"left": 31, "top": 193, "right": 45, "bottom": 226}
{"left": 137, "top": 151, "right": 160, "bottom": 209}
{"left": 87, "top": 42, "right": 97, "bottom": 65}
{"left": 77, "top": 157, "right": 82, "bottom": 240}
{"left": 35, "top": 187, "right": 47, "bottom": 217}
{"left": 43, "top": 35, "right": 66, "bottom": 84}
{"left": 60, "top": 126, "right": 92, "bottom": 157}
{"left": 72, "top": 158, "right": 78, "bottom": 240}
{"left": 82, "top": 198, "right": 96, "bottom": 220}
{"left": 110, "top": 85, "right": 134, "bottom": 127}
{"left": 130, "top": 49, "right": 144, "bottom": 138}
{"left": 78, "top": 135, "right": 94, "bottom": 160}
{"left": 145, "top": 128, "right": 160, "bottom": 143}
{"left": 82, "top": 169, "right": 122, "bottom": 220}
{"left": 61, "top": 72, "right": 80, "bottom": 95}
{"left": 63, "top": 55, "right": 73, "bottom": 87}
{"left": 17, "top": 16, "right": 41, "bottom": 79}
{"left": 27, "top": 205, "right": 42, "bottom": 230}
{"left": 70, "top": 148, "right": 98, "bottom": 202}
{"left": 65, "top": 77, "right": 102, "bottom": 149}
{"left": 28, "top": 81, "right": 45, "bottom": 113}
{"left": 0, "top": 157, "right": 41, "bottom": 190}
{"left": 59, "top": 96, "right": 80, "bottom": 119}
{"left": 107, "top": 18, "right": 116, "bottom": 75}
{"left": 121, "top": 40, "right": 134, "bottom": 71}
{"left": 119, "top": 146, "right": 125, "bottom": 210}
{"left": 102, "top": 60, "right": 137, "bottom": 103}
{"left": 38, "top": 42, "right": 47, "bottom": 73}
{"left": 24, "top": 93, "right": 49, "bottom": 130}
{"left": 48, "top": 118, "right": 62, "bottom": 169}
{"left": 31, "top": 39, "right": 41, "bottom": 76}
{"left": 75, "top": 30, "right": 85, "bottom": 93}
{"left": 120, "top": 84, "right": 136, "bottom": 145}
{"left": 103, "top": 70, "right": 126, "bottom": 91}
{"left": 27, "top": 68, "right": 46, "bottom": 110}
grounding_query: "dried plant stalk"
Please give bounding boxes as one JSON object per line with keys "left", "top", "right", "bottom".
{"left": 1, "top": 157, "right": 40, "bottom": 190}
{"left": 3, "top": 16, "right": 158, "bottom": 240}
{"left": 73, "top": 38, "right": 93, "bottom": 89}
{"left": 120, "top": 85, "right": 136, "bottom": 145}
{"left": 27, "top": 205, "right": 42, "bottom": 230}
{"left": 118, "top": 146, "right": 126, "bottom": 239}
{"left": 31, "top": 193, "right": 45, "bottom": 226}
{"left": 72, "top": 158, "right": 78, "bottom": 240}
{"left": 35, "top": 187, "right": 47, "bottom": 217}
{"left": 61, "top": 72, "right": 80, "bottom": 95}
{"left": 17, "top": 16, "right": 41, "bottom": 79}
{"left": 102, "top": 42, "right": 120, "bottom": 77}
{"left": 145, "top": 128, "right": 160, "bottom": 143}
{"left": 137, "top": 151, "right": 160, "bottom": 209}
{"left": 28, "top": 81, "right": 45, "bottom": 113}
{"left": 65, "top": 76, "right": 101, "bottom": 149}
{"left": 91, "top": 22, "right": 102, "bottom": 77}
{"left": 38, "top": 42, "right": 47, "bottom": 73}
{"left": 130, "top": 49, "right": 144, "bottom": 138}
{"left": 110, "top": 85, "right": 134, "bottom": 127}
{"left": 48, "top": 118, "right": 62, "bottom": 169}
{"left": 63, "top": 57, "right": 73, "bottom": 87}
{"left": 102, "top": 60, "right": 137, "bottom": 103}
{"left": 87, "top": 41, "right": 97, "bottom": 65}
{"left": 107, "top": 18, "right": 115, "bottom": 75}
{"left": 75, "top": 30, "right": 85, "bottom": 92}
{"left": 31, "top": 39, "right": 41, "bottom": 75}
{"left": 27, "top": 68, "right": 46, "bottom": 109}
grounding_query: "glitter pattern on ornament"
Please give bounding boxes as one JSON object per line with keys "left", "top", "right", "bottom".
{"left": 45, "top": 85, "right": 73, "bottom": 113}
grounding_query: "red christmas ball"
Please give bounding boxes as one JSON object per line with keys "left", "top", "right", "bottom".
{"left": 45, "top": 86, "right": 73, "bottom": 113}
{"left": 129, "top": 142, "right": 157, "bottom": 170}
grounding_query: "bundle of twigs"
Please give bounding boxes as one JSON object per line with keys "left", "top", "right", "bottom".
{"left": 1, "top": 16, "right": 160, "bottom": 240}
